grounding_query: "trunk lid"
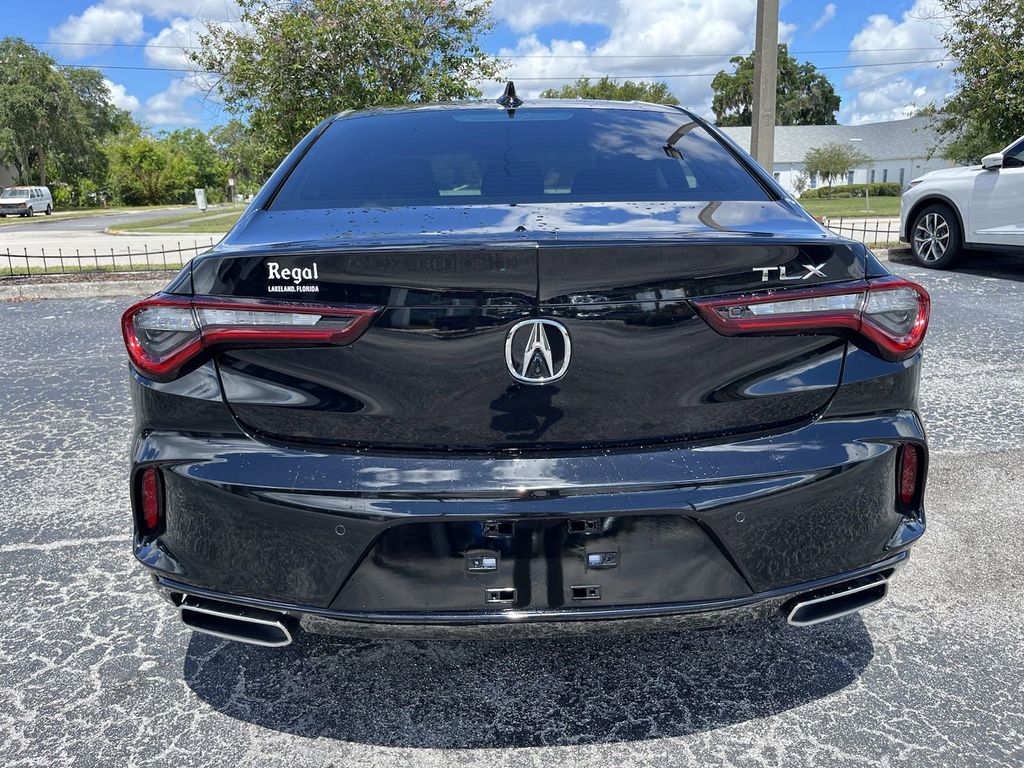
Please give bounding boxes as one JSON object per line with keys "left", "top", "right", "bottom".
{"left": 194, "top": 201, "right": 862, "bottom": 450}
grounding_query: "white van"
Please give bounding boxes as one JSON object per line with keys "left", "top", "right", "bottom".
{"left": 0, "top": 186, "right": 54, "bottom": 217}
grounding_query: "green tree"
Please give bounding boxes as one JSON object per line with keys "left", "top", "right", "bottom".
{"left": 62, "top": 67, "right": 133, "bottom": 139}
{"left": 0, "top": 38, "right": 136, "bottom": 197}
{"left": 209, "top": 119, "right": 270, "bottom": 193}
{"left": 0, "top": 38, "right": 89, "bottom": 185}
{"left": 540, "top": 76, "right": 679, "bottom": 105}
{"left": 803, "top": 143, "right": 870, "bottom": 197}
{"left": 712, "top": 44, "right": 840, "bottom": 127}
{"left": 191, "top": 0, "right": 502, "bottom": 164}
{"left": 792, "top": 170, "right": 809, "bottom": 197}
{"left": 107, "top": 134, "right": 197, "bottom": 205}
{"left": 57, "top": 67, "right": 134, "bottom": 189}
{"left": 162, "top": 128, "right": 227, "bottom": 196}
{"left": 933, "top": 0, "right": 1024, "bottom": 162}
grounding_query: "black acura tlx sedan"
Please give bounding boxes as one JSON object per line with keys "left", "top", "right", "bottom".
{"left": 122, "top": 91, "right": 930, "bottom": 646}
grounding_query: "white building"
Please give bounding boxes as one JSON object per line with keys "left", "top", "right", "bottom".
{"left": 720, "top": 116, "right": 956, "bottom": 197}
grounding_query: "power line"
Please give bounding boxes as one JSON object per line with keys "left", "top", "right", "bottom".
{"left": 57, "top": 58, "right": 951, "bottom": 78}
{"left": 498, "top": 48, "right": 948, "bottom": 59}
{"left": 835, "top": 60, "right": 949, "bottom": 94}
{"left": 59, "top": 63, "right": 215, "bottom": 74}
{"left": 510, "top": 60, "right": 952, "bottom": 80}
{"left": 33, "top": 39, "right": 203, "bottom": 51}
{"left": 30, "top": 38, "right": 946, "bottom": 58}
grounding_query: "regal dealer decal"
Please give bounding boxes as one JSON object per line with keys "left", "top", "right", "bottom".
{"left": 266, "top": 261, "right": 320, "bottom": 293}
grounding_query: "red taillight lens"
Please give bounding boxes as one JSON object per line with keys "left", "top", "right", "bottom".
{"left": 898, "top": 444, "right": 921, "bottom": 506}
{"left": 691, "top": 277, "right": 930, "bottom": 361}
{"left": 139, "top": 466, "right": 162, "bottom": 533}
{"left": 121, "top": 295, "right": 380, "bottom": 381}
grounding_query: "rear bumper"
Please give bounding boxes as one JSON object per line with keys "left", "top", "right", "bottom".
{"left": 133, "top": 409, "right": 927, "bottom": 628}
{"left": 154, "top": 553, "right": 907, "bottom": 639}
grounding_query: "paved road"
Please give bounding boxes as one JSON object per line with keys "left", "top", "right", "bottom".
{"left": 0, "top": 207, "right": 234, "bottom": 274}
{"left": 2, "top": 256, "right": 1023, "bottom": 767}
{"left": 0, "top": 206, "right": 229, "bottom": 234}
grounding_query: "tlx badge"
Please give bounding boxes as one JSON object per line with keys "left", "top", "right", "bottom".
{"left": 753, "top": 263, "right": 827, "bottom": 282}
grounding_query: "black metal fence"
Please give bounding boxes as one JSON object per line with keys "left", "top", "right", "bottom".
{"left": 823, "top": 217, "right": 903, "bottom": 246}
{"left": 2, "top": 240, "right": 212, "bottom": 278}
{"left": 1, "top": 219, "right": 906, "bottom": 280}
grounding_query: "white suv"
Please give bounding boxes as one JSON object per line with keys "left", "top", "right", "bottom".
{"left": 900, "top": 136, "right": 1024, "bottom": 268}
{"left": 0, "top": 186, "right": 54, "bottom": 218}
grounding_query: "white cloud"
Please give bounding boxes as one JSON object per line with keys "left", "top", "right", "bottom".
{"left": 848, "top": 0, "right": 946, "bottom": 70}
{"left": 489, "top": 1, "right": 796, "bottom": 115}
{"left": 489, "top": 0, "right": 798, "bottom": 117}
{"left": 844, "top": 78, "right": 945, "bottom": 125}
{"left": 49, "top": 5, "right": 144, "bottom": 54}
{"left": 143, "top": 77, "right": 206, "bottom": 125}
{"left": 841, "top": 0, "right": 952, "bottom": 124}
{"left": 103, "top": 78, "right": 141, "bottom": 112}
{"left": 810, "top": 3, "right": 836, "bottom": 33}
{"left": 145, "top": 17, "right": 207, "bottom": 69}
{"left": 778, "top": 20, "right": 797, "bottom": 44}
{"left": 489, "top": 0, "right": 621, "bottom": 34}
{"left": 106, "top": 0, "right": 239, "bottom": 22}
{"left": 46, "top": 0, "right": 232, "bottom": 126}
{"left": 48, "top": 0, "right": 238, "bottom": 60}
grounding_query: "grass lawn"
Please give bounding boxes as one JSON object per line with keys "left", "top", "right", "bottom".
{"left": 110, "top": 207, "right": 245, "bottom": 234}
{"left": 799, "top": 196, "right": 901, "bottom": 218}
{"left": 0, "top": 204, "right": 182, "bottom": 227}
{"left": 159, "top": 211, "right": 244, "bottom": 234}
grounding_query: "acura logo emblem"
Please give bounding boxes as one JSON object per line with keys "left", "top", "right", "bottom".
{"left": 505, "top": 318, "right": 572, "bottom": 384}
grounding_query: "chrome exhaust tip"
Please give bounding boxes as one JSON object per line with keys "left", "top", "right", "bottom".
{"left": 786, "top": 574, "right": 890, "bottom": 627}
{"left": 179, "top": 596, "right": 295, "bottom": 647}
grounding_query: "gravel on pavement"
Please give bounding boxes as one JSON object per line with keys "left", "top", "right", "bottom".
{"left": 1, "top": 255, "right": 1022, "bottom": 767}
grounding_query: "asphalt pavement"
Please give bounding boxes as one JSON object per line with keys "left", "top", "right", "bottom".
{"left": 0, "top": 206, "right": 223, "bottom": 234}
{"left": 1, "top": 255, "right": 1023, "bottom": 767}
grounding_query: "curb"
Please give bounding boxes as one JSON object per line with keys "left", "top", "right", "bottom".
{"left": 105, "top": 226, "right": 225, "bottom": 238}
{"left": 0, "top": 278, "right": 167, "bottom": 301}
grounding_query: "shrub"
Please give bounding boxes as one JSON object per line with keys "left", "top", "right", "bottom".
{"left": 800, "top": 182, "right": 902, "bottom": 200}
{"left": 51, "top": 183, "right": 74, "bottom": 208}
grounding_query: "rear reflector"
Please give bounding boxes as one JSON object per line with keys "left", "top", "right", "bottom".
{"left": 898, "top": 444, "right": 921, "bottom": 506}
{"left": 122, "top": 295, "right": 380, "bottom": 381}
{"left": 139, "top": 466, "right": 162, "bottom": 533}
{"left": 691, "top": 277, "right": 930, "bottom": 361}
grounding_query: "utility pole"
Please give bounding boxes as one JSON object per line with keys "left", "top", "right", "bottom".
{"left": 750, "top": 0, "right": 779, "bottom": 173}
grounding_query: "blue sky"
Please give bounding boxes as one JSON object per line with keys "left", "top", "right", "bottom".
{"left": 5, "top": 0, "right": 952, "bottom": 130}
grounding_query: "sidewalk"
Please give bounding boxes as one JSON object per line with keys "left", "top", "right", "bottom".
{"left": 1, "top": 229, "right": 222, "bottom": 273}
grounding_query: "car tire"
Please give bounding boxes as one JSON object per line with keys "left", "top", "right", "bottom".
{"left": 911, "top": 203, "right": 962, "bottom": 269}
{"left": 24, "top": 207, "right": 34, "bottom": 217}
{"left": 45, "top": 205, "right": 52, "bottom": 216}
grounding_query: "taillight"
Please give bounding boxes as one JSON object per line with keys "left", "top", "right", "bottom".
{"left": 138, "top": 466, "right": 163, "bottom": 534}
{"left": 898, "top": 444, "right": 921, "bottom": 507}
{"left": 691, "top": 277, "right": 930, "bottom": 361}
{"left": 121, "top": 295, "right": 380, "bottom": 381}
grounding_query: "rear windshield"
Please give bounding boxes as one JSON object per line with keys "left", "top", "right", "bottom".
{"left": 271, "top": 107, "right": 770, "bottom": 210}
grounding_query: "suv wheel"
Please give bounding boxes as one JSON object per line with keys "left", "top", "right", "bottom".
{"left": 911, "top": 204, "right": 962, "bottom": 269}
{"left": 24, "top": 206, "right": 34, "bottom": 217}
{"left": 45, "top": 204, "right": 52, "bottom": 216}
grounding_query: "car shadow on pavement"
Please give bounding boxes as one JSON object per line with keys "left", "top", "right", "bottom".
{"left": 183, "top": 615, "right": 874, "bottom": 748}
